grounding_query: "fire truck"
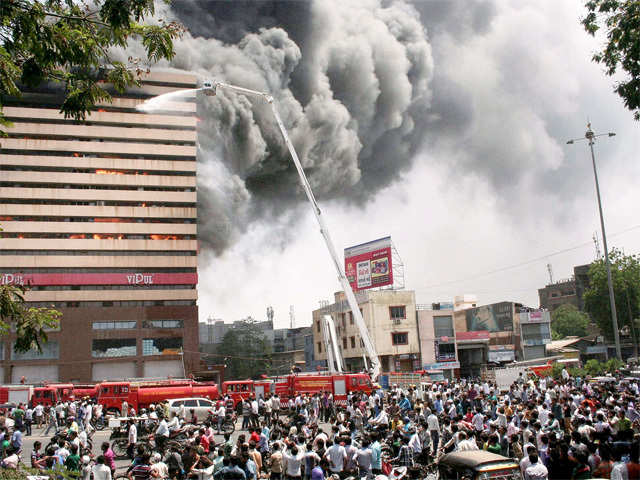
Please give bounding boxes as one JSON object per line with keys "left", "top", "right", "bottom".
{"left": 29, "top": 383, "right": 100, "bottom": 407}
{"left": 96, "top": 379, "right": 219, "bottom": 413}
{"left": 221, "top": 372, "right": 372, "bottom": 409}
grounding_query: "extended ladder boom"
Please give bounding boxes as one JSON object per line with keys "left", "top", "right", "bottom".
{"left": 203, "top": 80, "right": 381, "bottom": 381}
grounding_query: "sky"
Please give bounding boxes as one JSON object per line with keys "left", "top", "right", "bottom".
{"left": 130, "top": 0, "right": 640, "bottom": 329}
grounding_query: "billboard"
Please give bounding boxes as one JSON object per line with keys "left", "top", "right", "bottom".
{"left": 466, "top": 302, "right": 514, "bottom": 332}
{"left": 519, "top": 310, "right": 551, "bottom": 324}
{"left": 345, "top": 236, "right": 393, "bottom": 291}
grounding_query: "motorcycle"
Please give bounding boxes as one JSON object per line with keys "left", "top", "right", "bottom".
{"left": 205, "top": 410, "right": 237, "bottom": 434}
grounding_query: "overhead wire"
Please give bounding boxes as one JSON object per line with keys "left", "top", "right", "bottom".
{"left": 420, "top": 223, "right": 640, "bottom": 290}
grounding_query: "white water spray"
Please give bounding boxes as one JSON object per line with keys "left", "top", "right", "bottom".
{"left": 136, "top": 88, "right": 202, "bottom": 113}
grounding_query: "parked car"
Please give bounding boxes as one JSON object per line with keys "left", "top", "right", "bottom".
{"left": 167, "top": 397, "right": 217, "bottom": 419}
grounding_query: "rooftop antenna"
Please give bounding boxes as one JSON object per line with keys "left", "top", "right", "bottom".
{"left": 289, "top": 305, "right": 295, "bottom": 329}
{"left": 593, "top": 232, "right": 602, "bottom": 260}
{"left": 546, "top": 263, "right": 554, "bottom": 284}
{"left": 266, "top": 306, "right": 274, "bottom": 327}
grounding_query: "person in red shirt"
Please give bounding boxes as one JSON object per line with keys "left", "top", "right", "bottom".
{"left": 628, "top": 442, "right": 640, "bottom": 480}
{"left": 250, "top": 428, "right": 260, "bottom": 444}
{"left": 200, "top": 428, "right": 210, "bottom": 454}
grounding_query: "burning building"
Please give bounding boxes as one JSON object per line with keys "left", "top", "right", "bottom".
{"left": 0, "top": 72, "right": 200, "bottom": 383}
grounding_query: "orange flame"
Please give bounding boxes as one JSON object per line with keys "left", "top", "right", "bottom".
{"left": 150, "top": 234, "right": 180, "bottom": 240}
{"left": 17, "top": 235, "right": 24, "bottom": 239}
{"left": 141, "top": 203, "right": 147, "bottom": 207}
{"left": 94, "top": 218, "right": 125, "bottom": 223}
{"left": 117, "top": 234, "right": 124, "bottom": 240}
{"left": 73, "top": 153, "right": 80, "bottom": 157}
{"left": 95, "top": 169, "right": 125, "bottom": 175}
{"left": 97, "top": 108, "right": 106, "bottom": 112}
{"left": 69, "top": 234, "right": 86, "bottom": 239}
{"left": 0, "top": 216, "right": 13, "bottom": 221}
{"left": 93, "top": 234, "right": 103, "bottom": 240}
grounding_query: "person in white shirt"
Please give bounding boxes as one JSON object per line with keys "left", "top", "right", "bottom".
{"left": 215, "top": 403, "right": 226, "bottom": 433}
{"left": 324, "top": 439, "right": 347, "bottom": 474}
{"left": 456, "top": 432, "right": 478, "bottom": 451}
{"left": 127, "top": 419, "right": 137, "bottom": 459}
{"left": 92, "top": 456, "right": 112, "bottom": 480}
{"left": 427, "top": 411, "right": 440, "bottom": 453}
{"left": 471, "top": 410, "right": 484, "bottom": 431}
{"left": 524, "top": 451, "right": 548, "bottom": 480}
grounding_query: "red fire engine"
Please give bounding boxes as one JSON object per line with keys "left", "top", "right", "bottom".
{"left": 96, "top": 379, "right": 219, "bottom": 413}
{"left": 221, "top": 372, "right": 372, "bottom": 409}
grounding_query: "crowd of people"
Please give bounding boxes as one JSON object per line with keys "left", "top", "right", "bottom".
{"left": 0, "top": 366, "right": 639, "bottom": 480}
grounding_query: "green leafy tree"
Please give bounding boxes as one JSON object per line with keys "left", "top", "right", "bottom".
{"left": 0, "top": 0, "right": 184, "bottom": 132}
{"left": 584, "top": 248, "right": 640, "bottom": 341}
{"left": 0, "top": 284, "right": 61, "bottom": 353}
{"left": 582, "top": 1, "right": 640, "bottom": 120}
{"left": 217, "top": 320, "right": 272, "bottom": 380}
{"left": 551, "top": 304, "right": 590, "bottom": 339}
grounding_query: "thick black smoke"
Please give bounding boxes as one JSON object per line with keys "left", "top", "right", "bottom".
{"left": 139, "top": 0, "right": 435, "bottom": 255}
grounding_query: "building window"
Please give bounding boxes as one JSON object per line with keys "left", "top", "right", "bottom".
{"left": 12, "top": 341, "right": 59, "bottom": 360}
{"left": 317, "top": 342, "right": 322, "bottom": 353}
{"left": 434, "top": 316, "right": 454, "bottom": 338}
{"left": 391, "top": 332, "right": 408, "bottom": 345}
{"left": 142, "top": 337, "right": 183, "bottom": 356}
{"left": 342, "top": 337, "right": 348, "bottom": 349}
{"left": 316, "top": 321, "right": 320, "bottom": 332}
{"left": 350, "top": 336, "right": 356, "bottom": 348}
{"left": 142, "top": 319, "right": 183, "bottom": 329}
{"left": 390, "top": 306, "right": 406, "bottom": 322}
{"left": 92, "top": 339, "right": 136, "bottom": 358}
{"left": 349, "top": 312, "right": 354, "bottom": 325}
{"left": 93, "top": 321, "right": 137, "bottom": 330}
{"left": 341, "top": 313, "right": 346, "bottom": 329}
{"left": 436, "top": 342, "right": 456, "bottom": 361}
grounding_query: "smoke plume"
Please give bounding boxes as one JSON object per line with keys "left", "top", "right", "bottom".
{"left": 122, "top": 0, "right": 435, "bottom": 255}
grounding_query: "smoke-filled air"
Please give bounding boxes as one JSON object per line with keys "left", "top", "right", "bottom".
{"left": 123, "top": 0, "right": 434, "bottom": 256}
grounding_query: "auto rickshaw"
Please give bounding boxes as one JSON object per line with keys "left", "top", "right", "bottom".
{"left": 437, "top": 451, "right": 522, "bottom": 480}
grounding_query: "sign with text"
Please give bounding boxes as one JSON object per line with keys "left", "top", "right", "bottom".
{"left": 519, "top": 310, "right": 551, "bottom": 324}
{"left": 0, "top": 272, "right": 197, "bottom": 286}
{"left": 345, "top": 236, "right": 393, "bottom": 291}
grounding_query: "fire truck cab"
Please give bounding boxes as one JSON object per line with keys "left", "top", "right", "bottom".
{"left": 221, "top": 380, "right": 254, "bottom": 409}
{"left": 32, "top": 384, "right": 75, "bottom": 407}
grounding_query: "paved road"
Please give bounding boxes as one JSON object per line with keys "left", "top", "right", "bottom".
{"left": 21, "top": 423, "right": 245, "bottom": 474}
{"left": 21, "top": 419, "right": 327, "bottom": 475}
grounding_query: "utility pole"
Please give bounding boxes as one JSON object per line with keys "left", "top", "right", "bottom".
{"left": 567, "top": 124, "right": 620, "bottom": 358}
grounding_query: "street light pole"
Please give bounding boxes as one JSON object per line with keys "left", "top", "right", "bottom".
{"left": 567, "top": 124, "right": 620, "bottom": 358}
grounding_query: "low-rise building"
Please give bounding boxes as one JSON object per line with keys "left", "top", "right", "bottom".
{"left": 312, "top": 290, "right": 420, "bottom": 372}
{"left": 417, "top": 304, "right": 458, "bottom": 380}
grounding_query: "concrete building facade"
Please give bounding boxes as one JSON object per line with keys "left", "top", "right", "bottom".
{"left": 0, "top": 71, "right": 199, "bottom": 383}
{"left": 312, "top": 290, "right": 420, "bottom": 373}
{"left": 417, "top": 304, "right": 459, "bottom": 380}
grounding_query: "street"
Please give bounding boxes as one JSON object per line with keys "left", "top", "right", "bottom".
{"left": 21, "top": 421, "right": 247, "bottom": 474}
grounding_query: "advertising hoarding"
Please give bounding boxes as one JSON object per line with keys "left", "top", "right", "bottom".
{"left": 519, "top": 310, "right": 551, "bottom": 324}
{"left": 466, "top": 302, "right": 514, "bottom": 332}
{"left": 345, "top": 236, "right": 393, "bottom": 291}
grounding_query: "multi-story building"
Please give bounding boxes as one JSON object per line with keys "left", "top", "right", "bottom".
{"left": 417, "top": 303, "right": 458, "bottom": 380}
{"left": 0, "top": 71, "right": 199, "bottom": 383}
{"left": 538, "top": 263, "right": 592, "bottom": 311}
{"left": 453, "top": 301, "right": 552, "bottom": 376}
{"left": 312, "top": 290, "right": 420, "bottom": 372}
